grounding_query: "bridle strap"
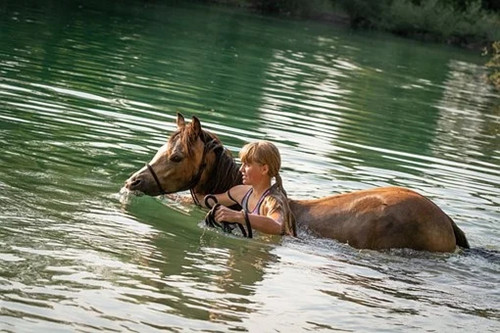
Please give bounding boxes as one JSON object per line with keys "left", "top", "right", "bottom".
{"left": 146, "top": 163, "right": 166, "bottom": 195}
{"left": 146, "top": 138, "right": 220, "bottom": 198}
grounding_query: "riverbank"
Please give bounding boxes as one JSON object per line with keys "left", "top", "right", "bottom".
{"left": 206, "top": 0, "right": 499, "bottom": 51}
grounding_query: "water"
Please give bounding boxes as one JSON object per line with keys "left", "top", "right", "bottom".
{"left": 1, "top": 0, "right": 499, "bottom": 331}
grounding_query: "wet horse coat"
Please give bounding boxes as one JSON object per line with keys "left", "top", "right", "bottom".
{"left": 124, "top": 114, "right": 469, "bottom": 252}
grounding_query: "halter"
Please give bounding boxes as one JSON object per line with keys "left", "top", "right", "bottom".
{"left": 145, "top": 138, "right": 220, "bottom": 203}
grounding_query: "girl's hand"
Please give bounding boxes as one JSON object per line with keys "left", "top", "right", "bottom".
{"left": 214, "top": 206, "right": 244, "bottom": 224}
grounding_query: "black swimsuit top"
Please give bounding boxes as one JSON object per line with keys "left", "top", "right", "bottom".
{"left": 241, "top": 188, "right": 271, "bottom": 214}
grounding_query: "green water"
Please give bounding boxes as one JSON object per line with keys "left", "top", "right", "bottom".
{"left": 1, "top": 1, "right": 499, "bottom": 332}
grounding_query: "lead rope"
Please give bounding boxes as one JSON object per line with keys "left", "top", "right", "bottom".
{"left": 203, "top": 195, "right": 252, "bottom": 238}
{"left": 190, "top": 188, "right": 201, "bottom": 206}
{"left": 242, "top": 210, "right": 253, "bottom": 238}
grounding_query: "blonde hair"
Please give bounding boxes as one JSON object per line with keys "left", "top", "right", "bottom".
{"left": 239, "top": 141, "right": 296, "bottom": 236}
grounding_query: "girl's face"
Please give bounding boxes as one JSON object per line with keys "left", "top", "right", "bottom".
{"left": 239, "top": 161, "right": 268, "bottom": 185}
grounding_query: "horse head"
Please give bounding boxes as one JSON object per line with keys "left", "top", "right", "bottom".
{"left": 124, "top": 113, "right": 242, "bottom": 199}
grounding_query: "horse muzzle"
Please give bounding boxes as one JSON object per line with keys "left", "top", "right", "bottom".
{"left": 124, "top": 166, "right": 163, "bottom": 196}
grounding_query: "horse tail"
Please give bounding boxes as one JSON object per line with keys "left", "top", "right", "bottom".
{"left": 451, "top": 218, "right": 470, "bottom": 249}
{"left": 422, "top": 193, "right": 470, "bottom": 250}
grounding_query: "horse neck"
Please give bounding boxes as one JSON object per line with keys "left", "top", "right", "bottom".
{"left": 196, "top": 145, "right": 242, "bottom": 195}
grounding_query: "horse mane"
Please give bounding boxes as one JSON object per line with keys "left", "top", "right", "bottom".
{"left": 198, "top": 130, "right": 243, "bottom": 194}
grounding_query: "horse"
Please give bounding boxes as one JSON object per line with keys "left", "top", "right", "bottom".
{"left": 124, "top": 113, "right": 470, "bottom": 252}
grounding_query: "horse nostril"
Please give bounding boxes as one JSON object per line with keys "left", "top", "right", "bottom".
{"left": 126, "top": 177, "right": 142, "bottom": 189}
{"left": 131, "top": 179, "right": 141, "bottom": 187}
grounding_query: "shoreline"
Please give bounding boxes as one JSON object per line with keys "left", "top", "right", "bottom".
{"left": 206, "top": 0, "right": 498, "bottom": 52}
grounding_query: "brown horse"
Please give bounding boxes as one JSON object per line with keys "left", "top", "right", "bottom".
{"left": 124, "top": 113, "right": 469, "bottom": 252}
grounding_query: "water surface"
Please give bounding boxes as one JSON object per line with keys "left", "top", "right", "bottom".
{"left": 1, "top": 1, "right": 499, "bottom": 332}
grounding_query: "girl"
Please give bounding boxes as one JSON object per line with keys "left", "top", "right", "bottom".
{"left": 201, "top": 141, "right": 296, "bottom": 237}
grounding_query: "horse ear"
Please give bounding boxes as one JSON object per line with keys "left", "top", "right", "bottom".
{"left": 191, "top": 116, "right": 202, "bottom": 137}
{"left": 176, "top": 112, "right": 185, "bottom": 129}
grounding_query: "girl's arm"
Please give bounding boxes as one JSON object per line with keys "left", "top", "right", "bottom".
{"left": 195, "top": 185, "right": 250, "bottom": 208}
{"left": 214, "top": 202, "right": 284, "bottom": 235}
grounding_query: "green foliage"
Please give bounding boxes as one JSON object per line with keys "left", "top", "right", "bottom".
{"left": 386, "top": 0, "right": 498, "bottom": 42}
{"left": 335, "top": 0, "right": 390, "bottom": 27}
{"left": 336, "top": 0, "right": 500, "bottom": 46}
{"left": 246, "top": 0, "right": 330, "bottom": 16}
{"left": 486, "top": 41, "right": 500, "bottom": 90}
{"left": 205, "top": 0, "right": 499, "bottom": 48}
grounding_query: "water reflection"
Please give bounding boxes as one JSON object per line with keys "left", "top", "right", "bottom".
{"left": 434, "top": 60, "right": 498, "bottom": 161}
{"left": 426, "top": 59, "right": 500, "bottom": 246}
{"left": 243, "top": 240, "right": 499, "bottom": 332}
{"left": 120, "top": 197, "right": 282, "bottom": 326}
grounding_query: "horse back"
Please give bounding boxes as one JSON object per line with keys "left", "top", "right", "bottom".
{"left": 289, "top": 187, "right": 465, "bottom": 252}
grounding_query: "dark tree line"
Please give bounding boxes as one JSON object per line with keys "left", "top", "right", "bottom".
{"left": 236, "top": 0, "right": 499, "bottom": 48}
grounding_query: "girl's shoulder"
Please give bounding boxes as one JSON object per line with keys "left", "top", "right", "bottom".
{"left": 260, "top": 186, "right": 288, "bottom": 215}
{"left": 260, "top": 194, "right": 281, "bottom": 213}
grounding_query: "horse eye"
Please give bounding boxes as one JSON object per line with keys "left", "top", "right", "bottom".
{"left": 169, "top": 155, "right": 183, "bottom": 163}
